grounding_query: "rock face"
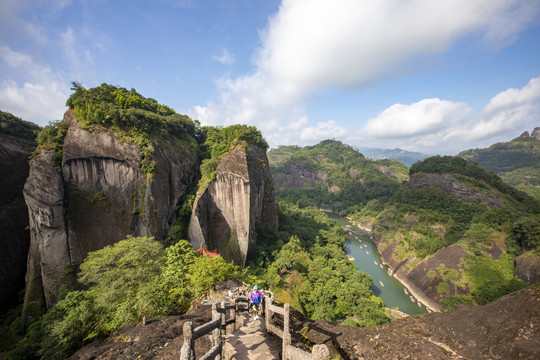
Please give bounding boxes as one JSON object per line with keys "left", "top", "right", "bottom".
{"left": 189, "top": 143, "right": 278, "bottom": 265}
{"left": 532, "top": 127, "right": 540, "bottom": 140}
{"left": 409, "top": 173, "right": 503, "bottom": 208}
{"left": 0, "top": 136, "right": 35, "bottom": 313}
{"left": 273, "top": 163, "right": 328, "bottom": 189}
{"left": 23, "top": 110, "right": 199, "bottom": 313}
{"left": 514, "top": 252, "right": 540, "bottom": 284}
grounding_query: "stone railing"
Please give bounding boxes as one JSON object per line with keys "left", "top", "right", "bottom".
{"left": 265, "top": 296, "right": 330, "bottom": 360}
{"left": 180, "top": 300, "right": 238, "bottom": 360}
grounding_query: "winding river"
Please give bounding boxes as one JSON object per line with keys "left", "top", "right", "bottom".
{"left": 326, "top": 212, "right": 428, "bottom": 315}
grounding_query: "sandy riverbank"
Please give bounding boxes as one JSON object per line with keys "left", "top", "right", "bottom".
{"left": 392, "top": 271, "right": 442, "bottom": 313}
{"left": 349, "top": 218, "right": 441, "bottom": 313}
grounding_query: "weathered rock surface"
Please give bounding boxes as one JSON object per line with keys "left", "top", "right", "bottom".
{"left": 409, "top": 173, "right": 503, "bottom": 208}
{"left": 0, "top": 135, "right": 35, "bottom": 312}
{"left": 24, "top": 149, "right": 69, "bottom": 312}
{"left": 370, "top": 163, "right": 407, "bottom": 181}
{"left": 371, "top": 232, "right": 468, "bottom": 311}
{"left": 189, "top": 143, "right": 278, "bottom": 266}
{"left": 292, "top": 282, "right": 540, "bottom": 359}
{"left": 273, "top": 162, "right": 328, "bottom": 189}
{"left": 70, "top": 283, "right": 540, "bottom": 360}
{"left": 532, "top": 127, "right": 540, "bottom": 140}
{"left": 514, "top": 251, "right": 540, "bottom": 284}
{"left": 23, "top": 110, "right": 199, "bottom": 313}
{"left": 69, "top": 305, "right": 214, "bottom": 360}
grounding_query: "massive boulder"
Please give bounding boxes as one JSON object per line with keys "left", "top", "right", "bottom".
{"left": 0, "top": 135, "right": 35, "bottom": 313}
{"left": 189, "top": 143, "right": 278, "bottom": 266}
{"left": 23, "top": 110, "right": 199, "bottom": 313}
{"left": 514, "top": 252, "right": 540, "bottom": 284}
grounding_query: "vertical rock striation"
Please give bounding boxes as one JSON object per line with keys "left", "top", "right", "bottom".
{"left": 189, "top": 143, "right": 278, "bottom": 266}
{"left": 23, "top": 110, "right": 199, "bottom": 314}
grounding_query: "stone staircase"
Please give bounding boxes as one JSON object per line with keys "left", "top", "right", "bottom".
{"left": 222, "top": 313, "right": 280, "bottom": 360}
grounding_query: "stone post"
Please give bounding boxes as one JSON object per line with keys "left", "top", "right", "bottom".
{"left": 283, "top": 303, "right": 291, "bottom": 356}
{"left": 265, "top": 296, "right": 272, "bottom": 333}
{"left": 312, "top": 344, "right": 330, "bottom": 360}
{"left": 212, "top": 303, "right": 221, "bottom": 360}
{"left": 179, "top": 321, "right": 193, "bottom": 360}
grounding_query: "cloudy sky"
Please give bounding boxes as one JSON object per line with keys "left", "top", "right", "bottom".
{"left": 1, "top": 0, "right": 540, "bottom": 154}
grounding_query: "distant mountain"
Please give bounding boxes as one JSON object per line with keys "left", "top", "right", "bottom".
{"left": 355, "top": 146, "right": 429, "bottom": 166}
{"left": 458, "top": 128, "right": 540, "bottom": 201}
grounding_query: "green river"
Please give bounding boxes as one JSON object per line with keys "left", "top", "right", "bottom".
{"left": 327, "top": 212, "right": 428, "bottom": 315}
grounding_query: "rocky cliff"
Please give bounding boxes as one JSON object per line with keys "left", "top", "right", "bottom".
{"left": 189, "top": 143, "right": 278, "bottom": 266}
{"left": 0, "top": 134, "right": 36, "bottom": 313}
{"left": 23, "top": 110, "right": 199, "bottom": 313}
{"left": 408, "top": 172, "right": 503, "bottom": 208}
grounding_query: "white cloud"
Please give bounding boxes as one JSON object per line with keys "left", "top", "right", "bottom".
{"left": 194, "top": 0, "right": 540, "bottom": 149}
{"left": 213, "top": 49, "right": 235, "bottom": 65}
{"left": 0, "top": 81, "right": 68, "bottom": 124}
{"left": 357, "top": 98, "right": 473, "bottom": 154}
{"left": 300, "top": 120, "right": 348, "bottom": 143}
{"left": 352, "top": 77, "right": 540, "bottom": 154}
{"left": 363, "top": 99, "right": 472, "bottom": 139}
{"left": 0, "top": 46, "right": 68, "bottom": 125}
{"left": 473, "top": 77, "right": 540, "bottom": 138}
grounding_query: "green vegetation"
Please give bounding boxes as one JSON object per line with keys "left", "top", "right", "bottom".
{"left": 31, "top": 121, "right": 69, "bottom": 170}
{"left": 66, "top": 83, "right": 200, "bottom": 174}
{"left": 198, "top": 125, "right": 268, "bottom": 182}
{"left": 349, "top": 155, "right": 539, "bottom": 309}
{"left": 459, "top": 136, "right": 540, "bottom": 201}
{"left": 268, "top": 140, "right": 406, "bottom": 214}
{"left": 246, "top": 202, "right": 389, "bottom": 327}
{"left": 0, "top": 111, "right": 40, "bottom": 140}
{"left": 410, "top": 155, "right": 538, "bottom": 213}
{"left": 5, "top": 236, "right": 237, "bottom": 359}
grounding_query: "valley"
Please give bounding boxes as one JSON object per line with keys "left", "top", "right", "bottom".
{"left": 328, "top": 212, "right": 428, "bottom": 315}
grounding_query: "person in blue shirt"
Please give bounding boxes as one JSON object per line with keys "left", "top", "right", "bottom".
{"left": 249, "top": 285, "right": 265, "bottom": 320}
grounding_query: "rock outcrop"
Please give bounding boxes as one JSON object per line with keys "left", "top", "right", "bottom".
{"left": 189, "top": 143, "right": 278, "bottom": 266}
{"left": 409, "top": 173, "right": 503, "bottom": 208}
{"left": 532, "top": 127, "right": 540, "bottom": 140}
{"left": 273, "top": 163, "right": 328, "bottom": 189}
{"left": 514, "top": 252, "right": 540, "bottom": 284}
{"left": 23, "top": 110, "right": 199, "bottom": 313}
{"left": 0, "top": 135, "right": 35, "bottom": 313}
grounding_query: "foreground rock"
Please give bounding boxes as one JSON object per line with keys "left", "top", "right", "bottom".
{"left": 292, "top": 282, "right": 540, "bottom": 359}
{"left": 23, "top": 110, "right": 199, "bottom": 313}
{"left": 189, "top": 143, "right": 278, "bottom": 266}
{"left": 70, "top": 283, "right": 540, "bottom": 359}
{"left": 69, "top": 306, "right": 214, "bottom": 360}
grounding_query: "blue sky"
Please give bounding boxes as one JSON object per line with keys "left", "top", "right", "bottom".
{"left": 1, "top": 0, "right": 540, "bottom": 154}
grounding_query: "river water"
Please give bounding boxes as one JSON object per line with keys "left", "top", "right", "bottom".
{"left": 326, "top": 212, "right": 427, "bottom": 315}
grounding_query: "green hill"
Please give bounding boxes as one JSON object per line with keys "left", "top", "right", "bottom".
{"left": 352, "top": 155, "right": 540, "bottom": 310}
{"left": 458, "top": 130, "right": 540, "bottom": 201}
{"left": 268, "top": 140, "right": 408, "bottom": 214}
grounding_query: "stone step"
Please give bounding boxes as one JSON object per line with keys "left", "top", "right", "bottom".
{"left": 222, "top": 314, "right": 280, "bottom": 360}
